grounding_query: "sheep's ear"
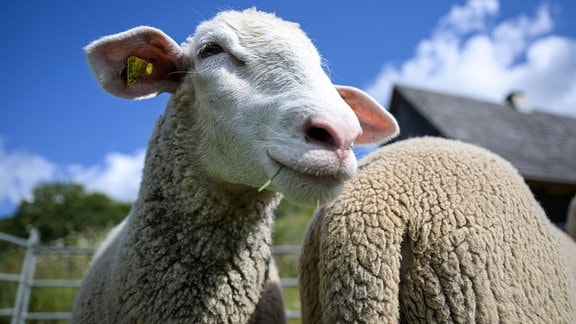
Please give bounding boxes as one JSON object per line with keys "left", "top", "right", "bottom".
{"left": 85, "top": 26, "right": 190, "bottom": 99}
{"left": 336, "top": 85, "right": 399, "bottom": 144}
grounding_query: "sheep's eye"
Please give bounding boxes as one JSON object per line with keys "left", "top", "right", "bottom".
{"left": 199, "top": 42, "right": 224, "bottom": 59}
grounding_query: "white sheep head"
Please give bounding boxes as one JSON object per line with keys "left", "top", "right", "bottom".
{"left": 84, "top": 9, "right": 399, "bottom": 204}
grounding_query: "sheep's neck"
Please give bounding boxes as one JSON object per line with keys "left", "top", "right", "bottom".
{"left": 122, "top": 174, "right": 280, "bottom": 320}
{"left": 137, "top": 91, "right": 280, "bottom": 225}
{"left": 128, "top": 92, "right": 281, "bottom": 280}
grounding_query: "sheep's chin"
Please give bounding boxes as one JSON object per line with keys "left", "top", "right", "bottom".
{"left": 277, "top": 178, "right": 345, "bottom": 205}
{"left": 264, "top": 159, "right": 353, "bottom": 205}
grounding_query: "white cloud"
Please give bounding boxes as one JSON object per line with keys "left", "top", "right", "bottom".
{"left": 438, "top": 0, "right": 499, "bottom": 35}
{"left": 0, "top": 137, "right": 144, "bottom": 216}
{"left": 366, "top": 1, "right": 576, "bottom": 117}
{"left": 0, "top": 139, "right": 56, "bottom": 213}
{"left": 68, "top": 150, "right": 145, "bottom": 203}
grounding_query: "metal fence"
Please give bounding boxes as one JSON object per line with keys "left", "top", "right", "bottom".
{"left": 0, "top": 230, "right": 301, "bottom": 323}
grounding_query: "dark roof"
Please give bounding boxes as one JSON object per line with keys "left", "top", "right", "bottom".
{"left": 390, "top": 85, "right": 576, "bottom": 185}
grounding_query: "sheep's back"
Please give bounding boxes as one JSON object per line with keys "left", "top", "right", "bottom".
{"left": 311, "top": 137, "right": 575, "bottom": 323}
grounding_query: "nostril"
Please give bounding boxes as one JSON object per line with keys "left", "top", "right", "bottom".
{"left": 304, "top": 117, "right": 347, "bottom": 150}
{"left": 305, "top": 126, "right": 337, "bottom": 148}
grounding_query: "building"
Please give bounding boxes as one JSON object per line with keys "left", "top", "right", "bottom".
{"left": 388, "top": 84, "right": 576, "bottom": 225}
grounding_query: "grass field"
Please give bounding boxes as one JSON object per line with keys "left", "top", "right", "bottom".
{"left": 0, "top": 199, "right": 313, "bottom": 324}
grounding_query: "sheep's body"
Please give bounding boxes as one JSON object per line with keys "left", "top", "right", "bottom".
{"left": 73, "top": 83, "right": 284, "bottom": 323}
{"left": 550, "top": 224, "right": 576, "bottom": 293}
{"left": 73, "top": 9, "right": 398, "bottom": 323}
{"left": 568, "top": 195, "right": 576, "bottom": 240}
{"left": 553, "top": 194, "right": 576, "bottom": 292}
{"left": 299, "top": 137, "right": 576, "bottom": 323}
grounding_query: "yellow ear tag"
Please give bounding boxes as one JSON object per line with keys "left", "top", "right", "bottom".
{"left": 126, "top": 56, "right": 153, "bottom": 86}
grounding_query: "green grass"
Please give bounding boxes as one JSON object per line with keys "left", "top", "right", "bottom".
{"left": 0, "top": 199, "right": 314, "bottom": 323}
{"left": 274, "top": 199, "right": 316, "bottom": 245}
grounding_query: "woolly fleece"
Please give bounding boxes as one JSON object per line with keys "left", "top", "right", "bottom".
{"left": 568, "top": 195, "right": 576, "bottom": 240}
{"left": 550, "top": 225, "right": 576, "bottom": 293}
{"left": 299, "top": 137, "right": 576, "bottom": 323}
{"left": 72, "top": 87, "right": 285, "bottom": 324}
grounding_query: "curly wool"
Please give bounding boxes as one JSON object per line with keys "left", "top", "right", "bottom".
{"left": 72, "top": 89, "right": 285, "bottom": 324}
{"left": 551, "top": 225, "right": 576, "bottom": 291}
{"left": 299, "top": 137, "right": 576, "bottom": 323}
{"left": 564, "top": 196, "right": 576, "bottom": 284}
{"left": 568, "top": 195, "right": 576, "bottom": 240}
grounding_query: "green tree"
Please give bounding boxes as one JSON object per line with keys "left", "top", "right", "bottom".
{"left": 0, "top": 182, "right": 131, "bottom": 243}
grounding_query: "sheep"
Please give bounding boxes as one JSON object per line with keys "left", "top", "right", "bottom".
{"left": 557, "top": 195, "right": 576, "bottom": 286}
{"left": 550, "top": 224, "right": 576, "bottom": 292}
{"left": 568, "top": 194, "right": 576, "bottom": 240}
{"left": 72, "top": 8, "right": 399, "bottom": 324}
{"left": 299, "top": 137, "right": 576, "bottom": 323}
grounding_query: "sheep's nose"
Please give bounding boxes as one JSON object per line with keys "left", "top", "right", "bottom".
{"left": 304, "top": 117, "right": 361, "bottom": 158}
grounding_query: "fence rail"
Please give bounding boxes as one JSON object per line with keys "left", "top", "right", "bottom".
{"left": 0, "top": 230, "right": 301, "bottom": 323}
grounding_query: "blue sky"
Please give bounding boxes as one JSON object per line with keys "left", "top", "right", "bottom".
{"left": 1, "top": 0, "right": 575, "bottom": 217}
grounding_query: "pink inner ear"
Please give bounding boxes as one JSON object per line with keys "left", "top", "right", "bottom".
{"left": 133, "top": 40, "right": 185, "bottom": 84}
{"left": 85, "top": 26, "right": 189, "bottom": 99}
{"left": 336, "top": 85, "right": 399, "bottom": 144}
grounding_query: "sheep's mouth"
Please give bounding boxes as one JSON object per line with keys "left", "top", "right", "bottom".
{"left": 265, "top": 151, "right": 355, "bottom": 204}
{"left": 267, "top": 156, "right": 349, "bottom": 187}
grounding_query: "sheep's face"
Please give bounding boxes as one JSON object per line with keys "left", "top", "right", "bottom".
{"left": 85, "top": 9, "right": 399, "bottom": 205}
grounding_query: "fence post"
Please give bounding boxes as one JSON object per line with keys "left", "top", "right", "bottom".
{"left": 11, "top": 228, "right": 39, "bottom": 324}
{"left": 1, "top": 232, "right": 302, "bottom": 322}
